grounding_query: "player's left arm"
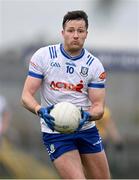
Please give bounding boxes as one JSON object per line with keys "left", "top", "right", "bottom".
{"left": 88, "top": 87, "right": 105, "bottom": 121}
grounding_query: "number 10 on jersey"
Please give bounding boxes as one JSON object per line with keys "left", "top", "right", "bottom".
{"left": 66, "top": 66, "right": 74, "bottom": 74}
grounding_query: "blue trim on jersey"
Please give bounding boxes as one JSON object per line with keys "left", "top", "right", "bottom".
{"left": 60, "top": 44, "right": 85, "bottom": 60}
{"left": 86, "top": 57, "right": 94, "bottom": 66}
{"left": 52, "top": 46, "right": 57, "bottom": 58}
{"left": 28, "top": 71, "right": 44, "bottom": 79}
{"left": 88, "top": 83, "right": 105, "bottom": 88}
{"left": 49, "top": 46, "right": 57, "bottom": 59}
{"left": 49, "top": 47, "right": 53, "bottom": 59}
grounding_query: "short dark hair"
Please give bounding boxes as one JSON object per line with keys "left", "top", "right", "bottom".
{"left": 62, "top": 10, "right": 88, "bottom": 29}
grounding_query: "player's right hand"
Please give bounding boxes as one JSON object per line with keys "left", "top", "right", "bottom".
{"left": 37, "top": 105, "right": 55, "bottom": 131}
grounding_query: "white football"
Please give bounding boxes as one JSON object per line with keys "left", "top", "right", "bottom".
{"left": 50, "top": 102, "right": 81, "bottom": 133}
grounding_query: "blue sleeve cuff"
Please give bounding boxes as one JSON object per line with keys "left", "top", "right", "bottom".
{"left": 28, "top": 71, "right": 44, "bottom": 79}
{"left": 88, "top": 83, "right": 105, "bottom": 88}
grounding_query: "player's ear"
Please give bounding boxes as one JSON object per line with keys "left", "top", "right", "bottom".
{"left": 61, "top": 30, "right": 64, "bottom": 36}
{"left": 61, "top": 30, "right": 65, "bottom": 38}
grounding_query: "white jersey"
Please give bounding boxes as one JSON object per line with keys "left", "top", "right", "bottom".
{"left": 29, "top": 43, "right": 106, "bottom": 133}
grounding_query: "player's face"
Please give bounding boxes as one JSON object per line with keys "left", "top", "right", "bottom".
{"left": 62, "top": 20, "right": 88, "bottom": 53}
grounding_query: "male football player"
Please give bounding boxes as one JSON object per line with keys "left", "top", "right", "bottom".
{"left": 21, "top": 10, "right": 110, "bottom": 179}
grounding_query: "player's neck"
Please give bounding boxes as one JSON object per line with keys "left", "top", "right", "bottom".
{"left": 63, "top": 45, "right": 83, "bottom": 57}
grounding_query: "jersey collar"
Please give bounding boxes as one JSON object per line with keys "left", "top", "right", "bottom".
{"left": 60, "top": 43, "right": 85, "bottom": 60}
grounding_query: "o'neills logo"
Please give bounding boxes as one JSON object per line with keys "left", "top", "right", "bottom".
{"left": 50, "top": 80, "right": 84, "bottom": 93}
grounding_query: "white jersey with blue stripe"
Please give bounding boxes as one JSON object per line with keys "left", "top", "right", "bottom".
{"left": 28, "top": 43, "right": 106, "bottom": 133}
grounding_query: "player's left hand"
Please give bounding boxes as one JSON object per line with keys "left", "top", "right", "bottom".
{"left": 76, "top": 109, "right": 91, "bottom": 131}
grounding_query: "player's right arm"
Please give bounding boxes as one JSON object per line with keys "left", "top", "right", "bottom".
{"left": 21, "top": 76, "right": 55, "bottom": 131}
{"left": 21, "top": 76, "right": 42, "bottom": 114}
{"left": 21, "top": 48, "right": 45, "bottom": 114}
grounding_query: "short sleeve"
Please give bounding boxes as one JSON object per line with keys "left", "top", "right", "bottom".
{"left": 28, "top": 48, "right": 44, "bottom": 79}
{"left": 88, "top": 58, "right": 106, "bottom": 89}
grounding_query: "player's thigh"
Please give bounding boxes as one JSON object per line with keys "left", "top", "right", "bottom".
{"left": 81, "top": 150, "right": 111, "bottom": 179}
{"left": 53, "top": 150, "right": 86, "bottom": 179}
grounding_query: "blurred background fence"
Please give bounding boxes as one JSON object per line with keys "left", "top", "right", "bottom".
{"left": 0, "top": 0, "right": 139, "bottom": 178}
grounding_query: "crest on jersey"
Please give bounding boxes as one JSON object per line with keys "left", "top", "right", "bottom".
{"left": 80, "top": 66, "right": 89, "bottom": 77}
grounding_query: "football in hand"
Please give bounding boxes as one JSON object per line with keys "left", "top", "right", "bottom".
{"left": 50, "top": 102, "right": 81, "bottom": 133}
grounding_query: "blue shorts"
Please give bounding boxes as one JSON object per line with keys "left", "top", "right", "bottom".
{"left": 42, "top": 126, "right": 104, "bottom": 161}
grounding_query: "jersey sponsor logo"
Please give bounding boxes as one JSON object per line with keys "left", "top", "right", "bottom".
{"left": 50, "top": 62, "right": 61, "bottom": 67}
{"left": 50, "top": 80, "right": 84, "bottom": 93}
{"left": 80, "top": 66, "right": 89, "bottom": 77}
{"left": 99, "top": 72, "right": 106, "bottom": 80}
